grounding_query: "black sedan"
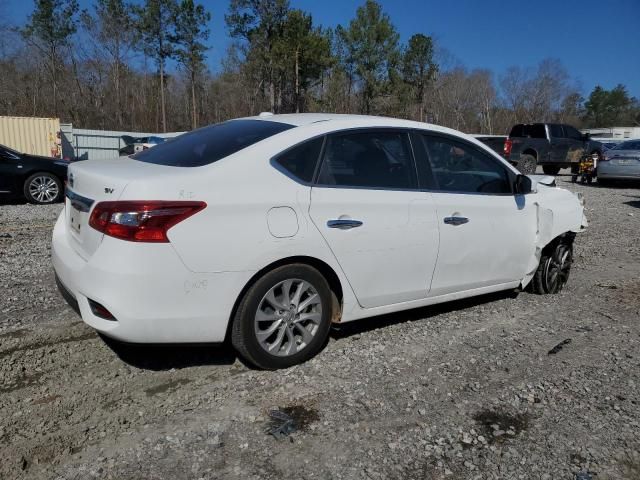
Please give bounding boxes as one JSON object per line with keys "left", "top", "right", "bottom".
{"left": 0, "top": 144, "right": 68, "bottom": 204}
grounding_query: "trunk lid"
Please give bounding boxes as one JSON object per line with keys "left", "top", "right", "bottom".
{"left": 64, "top": 158, "right": 174, "bottom": 259}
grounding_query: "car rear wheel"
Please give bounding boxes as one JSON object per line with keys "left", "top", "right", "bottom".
{"left": 542, "top": 165, "right": 561, "bottom": 175}
{"left": 24, "top": 173, "right": 62, "bottom": 204}
{"left": 231, "top": 264, "right": 332, "bottom": 369}
{"left": 517, "top": 154, "right": 537, "bottom": 175}
{"left": 531, "top": 240, "right": 573, "bottom": 294}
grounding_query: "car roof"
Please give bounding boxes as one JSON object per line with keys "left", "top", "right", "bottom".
{"left": 240, "top": 112, "right": 467, "bottom": 137}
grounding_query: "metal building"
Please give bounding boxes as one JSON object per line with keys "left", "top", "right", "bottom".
{"left": 0, "top": 116, "right": 62, "bottom": 157}
{"left": 582, "top": 126, "right": 640, "bottom": 140}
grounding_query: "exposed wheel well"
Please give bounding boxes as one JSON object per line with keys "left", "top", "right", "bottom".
{"left": 541, "top": 231, "right": 575, "bottom": 257}
{"left": 225, "top": 256, "right": 344, "bottom": 342}
{"left": 522, "top": 149, "right": 537, "bottom": 159}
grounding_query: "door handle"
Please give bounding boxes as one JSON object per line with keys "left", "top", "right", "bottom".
{"left": 327, "top": 219, "right": 363, "bottom": 230}
{"left": 443, "top": 216, "right": 469, "bottom": 226}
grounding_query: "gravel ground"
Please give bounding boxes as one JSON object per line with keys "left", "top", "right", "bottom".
{"left": 1, "top": 175, "right": 639, "bottom": 480}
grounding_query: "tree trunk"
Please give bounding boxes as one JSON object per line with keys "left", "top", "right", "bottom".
{"left": 50, "top": 46, "right": 58, "bottom": 117}
{"left": 115, "top": 59, "right": 122, "bottom": 129}
{"left": 160, "top": 60, "right": 166, "bottom": 132}
{"left": 295, "top": 47, "right": 300, "bottom": 113}
{"left": 191, "top": 70, "right": 197, "bottom": 130}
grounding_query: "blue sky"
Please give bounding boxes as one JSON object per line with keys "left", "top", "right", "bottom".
{"left": 6, "top": 0, "right": 640, "bottom": 97}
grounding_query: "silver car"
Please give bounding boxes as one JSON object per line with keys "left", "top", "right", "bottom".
{"left": 598, "top": 139, "right": 640, "bottom": 184}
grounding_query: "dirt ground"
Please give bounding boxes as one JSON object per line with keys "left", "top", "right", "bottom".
{"left": 1, "top": 175, "right": 639, "bottom": 480}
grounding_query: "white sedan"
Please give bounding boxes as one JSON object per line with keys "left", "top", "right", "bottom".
{"left": 52, "top": 114, "right": 587, "bottom": 369}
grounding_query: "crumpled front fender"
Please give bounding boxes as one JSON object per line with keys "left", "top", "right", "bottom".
{"left": 520, "top": 187, "right": 586, "bottom": 288}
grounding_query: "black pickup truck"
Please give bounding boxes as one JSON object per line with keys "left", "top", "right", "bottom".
{"left": 504, "top": 123, "right": 603, "bottom": 175}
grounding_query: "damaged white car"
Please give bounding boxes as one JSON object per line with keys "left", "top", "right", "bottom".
{"left": 52, "top": 114, "right": 587, "bottom": 369}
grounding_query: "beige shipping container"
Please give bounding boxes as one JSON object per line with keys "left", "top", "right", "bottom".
{"left": 0, "top": 116, "right": 62, "bottom": 158}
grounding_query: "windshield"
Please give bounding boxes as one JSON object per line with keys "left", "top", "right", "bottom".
{"left": 132, "top": 120, "right": 295, "bottom": 167}
{"left": 612, "top": 140, "right": 640, "bottom": 150}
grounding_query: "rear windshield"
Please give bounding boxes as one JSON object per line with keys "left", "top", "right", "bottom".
{"left": 613, "top": 140, "right": 640, "bottom": 150}
{"left": 509, "top": 124, "right": 547, "bottom": 139}
{"left": 132, "top": 119, "right": 295, "bottom": 167}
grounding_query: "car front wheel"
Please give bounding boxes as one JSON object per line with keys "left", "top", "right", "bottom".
{"left": 531, "top": 240, "right": 573, "bottom": 294}
{"left": 24, "top": 173, "right": 62, "bottom": 204}
{"left": 231, "top": 264, "right": 333, "bottom": 369}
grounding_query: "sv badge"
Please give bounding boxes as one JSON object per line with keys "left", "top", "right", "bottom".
{"left": 104, "top": 187, "right": 114, "bottom": 194}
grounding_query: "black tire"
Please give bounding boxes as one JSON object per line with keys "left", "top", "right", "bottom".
{"left": 542, "top": 165, "right": 561, "bottom": 175}
{"left": 570, "top": 164, "right": 579, "bottom": 183}
{"left": 23, "top": 172, "right": 63, "bottom": 204}
{"left": 231, "top": 264, "right": 333, "bottom": 369}
{"left": 517, "top": 154, "right": 537, "bottom": 175}
{"left": 531, "top": 240, "right": 573, "bottom": 294}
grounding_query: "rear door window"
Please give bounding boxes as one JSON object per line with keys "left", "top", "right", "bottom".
{"left": 132, "top": 120, "right": 295, "bottom": 167}
{"left": 273, "top": 137, "right": 324, "bottom": 183}
{"left": 530, "top": 124, "right": 547, "bottom": 138}
{"left": 316, "top": 131, "right": 417, "bottom": 189}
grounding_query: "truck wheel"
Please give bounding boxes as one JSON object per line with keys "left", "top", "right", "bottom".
{"left": 542, "top": 165, "right": 561, "bottom": 175}
{"left": 517, "top": 154, "right": 537, "bottom": 175}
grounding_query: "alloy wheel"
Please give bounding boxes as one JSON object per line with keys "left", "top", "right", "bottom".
{"left": 542, "top": 245, "right": 572, "bottom": 293}
{"left": 254, "top": 279, "right": 323, "bottom": 357}
{"left": 29, "top": 176, "right": 59, "bottom": 203}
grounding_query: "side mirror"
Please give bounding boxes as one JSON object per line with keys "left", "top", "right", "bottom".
{"left": 515, "top": 174, "right": 533, "bottom": 194}
{"left": 582, "top": 132, "right": 590, "bottom": 141}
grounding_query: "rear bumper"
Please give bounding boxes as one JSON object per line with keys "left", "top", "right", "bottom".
{"left": 598, "top": 163, "right": 640, "bottom": 180}
{"left": 51, "top": 211, "right": 253, "bottom": 343}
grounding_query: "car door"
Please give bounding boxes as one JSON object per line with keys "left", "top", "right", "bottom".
{"left": 309, "top": 129, "right": 440, "bottom": 308}
{"left": 548, "top": 124, "right": 569, "bottom": 164}
{"left": 563, "top": 125, "right": 587, "bottom": 162}
{"left": 413, "top": 132, "right": 537, "bottom": 297}
{"left": 0, "top": 147, "right": 21, "bottom": 195}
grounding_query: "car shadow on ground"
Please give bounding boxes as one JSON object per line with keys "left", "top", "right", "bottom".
{"left": 100, "top": 334, "right": 238, "bottom": 371}
{"left": 598, "top": 180, "right": 640, "bottom": 188}
{"left": 330, "top": 290, "right": 518, "bottom": 340}
{"left": 0, "top": 198, "right": 28, "bottom": 206}
{"left": 100, "top": 290, "right": 517, "bottom": 371}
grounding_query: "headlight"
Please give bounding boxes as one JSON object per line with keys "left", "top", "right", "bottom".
{"left": 576, "top": 192, "right": 586, "bottom": 207}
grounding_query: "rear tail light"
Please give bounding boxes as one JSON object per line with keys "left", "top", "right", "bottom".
{"left": 504, "top": 138, "right": 513, "bottom": 157}
{"left": 89, "top": 201, "right": 206, "bottom": 242}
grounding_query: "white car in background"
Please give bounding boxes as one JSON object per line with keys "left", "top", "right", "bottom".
{"left": 52, "top": 114, "right": 587, "bottom": 369}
